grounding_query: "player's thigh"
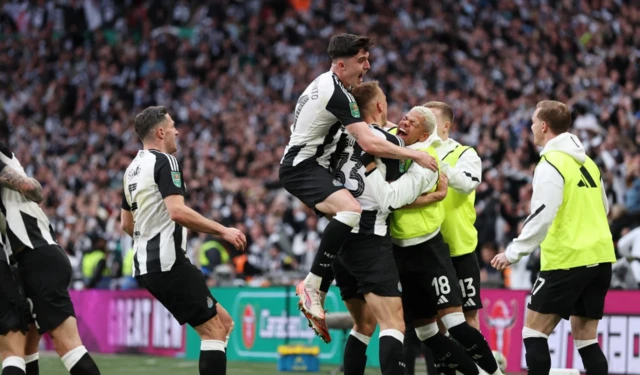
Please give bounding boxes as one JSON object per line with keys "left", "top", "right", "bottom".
{"left": 393, "top": 246, "right": 436, "bottom": 323}
{"left": 452, "top": 252, "right": 483, "bottom": 312}
{"left": 24, "top": 324, "right": 40, "bottom": 356}
{"left": 527, "top": 268, "right": 586, "bottom": 321}
{"left": 279, "top": 162, "right": 356, "bottom": 215}
{"left": 344, "top": 298, "right": 377, "bottom": 337}
{"left": 141, "top": 263, "right": 219, "bottom": 330}
{"left": 17, "top": 246, "right": 75, "bottom": 335}
{"left": 570, "top": 316, "right": 600, "bottom": 341}
{"left": 49, "top": 316, "right": 82, "bottom": 356}
{"left": 342, "top": 234, "right": 402, "bottom": 302}
{"left": 215, "top": 303, "right": 233, "bottom": 332}
{"left": 524, "top": 308, "right": 562, "bottom": 336}
{"left": 0, "top": 330, "right": 26, "bottom": 359}
{"left": 0, "top": 264, "right": 30, "bottom": 338}
{"left": 315, "top": 188, "right": 360, "bottom": 215}
{"left": 572, "top": 263, "right": 612, "bottom": 321}
{"left": 363, "top": 293, "right": 404, "bottom": 332}
{"left": 417, "top": 235, "right": 464, "bottom": 312}
{"left": 333, "top": 255, "right": 363, "bottom": 303}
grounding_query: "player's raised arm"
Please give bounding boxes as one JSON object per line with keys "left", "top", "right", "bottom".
{"left": 0, "top": 159, "right": 43, "bottom": 203}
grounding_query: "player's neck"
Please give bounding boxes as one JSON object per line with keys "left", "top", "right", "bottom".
{"left": 440, "top": 133, "right": 449, "bottom": 141}
{"left": 143, "top": 141, "right": 169, "bottom": 153}
{"left": 330, "top": 66, "right": 351, "bottom": 89}
{"left": 363, "top": 115, "right": 383, "bottom": 127}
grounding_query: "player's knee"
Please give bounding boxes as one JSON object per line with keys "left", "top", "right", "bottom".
{"left": 353, "top": 322, "right": 376, "bottom": 338}
{"left": 50, "top": 318, "right": 83, "bottom": 357}
{"left": 195, "top": 316, "right": 226, "bottom": 341}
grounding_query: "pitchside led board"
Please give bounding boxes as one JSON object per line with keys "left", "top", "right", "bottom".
{"left": 55, "top": 288, "right": 640, "bottom": 374}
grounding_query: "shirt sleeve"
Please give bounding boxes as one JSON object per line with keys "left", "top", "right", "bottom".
{"left": 365, "top": 161, "right": 439, "bottom": 213}
{"left": 0, "top": 159, "right": 6, "bottom": 174}
{"left": 443, "top": 147, "right": 482, "bottom": 195}
{"left": 600, "top": 178, "right": 609, "bottom": 216}
{"left": 505, "top": 162, "right": 564, "bottom": 264}
{"left": 154, "top": 153, "right": 185, "bottom": 199}
{"left": 121, "top": 190, "right": 131, "bottom": 211}
{"left": 325, "top": 85, "right": 361, "bottom": 127}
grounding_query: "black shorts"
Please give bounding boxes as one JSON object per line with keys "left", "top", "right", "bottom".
{"left": 393, "top": 233, "right": 463, "bottom": 321}
{"left": 0, "top": 262, "right": 30, "bottom": 335}
{"left": 528, "top": 262, "right": 612, "bottom": 320}
{"left": 451, "top": 252, "right": 483, "bottom": 311}
{"left": 15, "top": 245, "right": 75, "bottom": 335}
{"left": 335, "top": 233, "right": 401, "bottom": 299}
{"left": 279, "top": 161, "right": 345, "bottom": 212}
{"left": 138, "top": 263, "right": 218, "bottom": 327}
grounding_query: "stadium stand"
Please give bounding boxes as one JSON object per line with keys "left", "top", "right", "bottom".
{"left": 1, "top": 0, "right": 639, "bottom": 290}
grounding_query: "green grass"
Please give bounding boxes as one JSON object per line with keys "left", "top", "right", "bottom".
{"left": 39, "top": 353, "right": 380, "bottom": 375}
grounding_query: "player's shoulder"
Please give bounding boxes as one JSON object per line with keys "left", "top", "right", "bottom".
{"left": 148, "top": 150, "right": 180, "bottom": 170}
{"left": 372, "top": 125, "right": 403, "bottom": 147}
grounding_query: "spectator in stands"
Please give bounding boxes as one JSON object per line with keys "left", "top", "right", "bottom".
{"left": 2, "top": 0, "right": 640, "bottom": 289}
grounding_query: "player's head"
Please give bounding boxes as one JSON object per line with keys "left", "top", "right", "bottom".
{"left": 351, "top": 81, "right": 387, "bottom": 126}
{"left": 134, "top": 106, "right": 179, "bottom": 153}
{"left": 397, "top": 106, "right": 437, "bottom": 146}
{"left": 328, "top": 33, "right": 372, "bottom": 89}
{"left": 532, "top": 100, "right": 571, "bottom": 146}
{"left": 423, "top": 101, "right": 454, "bottom": 140}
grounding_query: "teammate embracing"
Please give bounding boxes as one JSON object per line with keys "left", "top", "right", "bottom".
{"left": 279, "top": 33, "right": 436, "bottom": 342}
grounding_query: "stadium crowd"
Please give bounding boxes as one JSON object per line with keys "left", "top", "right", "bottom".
{"left": 1, "top": 0, "right": 639, "bottom": 290}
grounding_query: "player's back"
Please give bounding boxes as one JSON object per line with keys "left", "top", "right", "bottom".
{"left": 334, "top": 125, "right": 404, "bottom": 235}
{"left": 281, "top": 71, "right": 362, "bottom": 169}
{"left": 122, "top": 149, "right": 188, "bottom": 275}
{"left": 0, "top": 144, "right": 57, "bottom": 251}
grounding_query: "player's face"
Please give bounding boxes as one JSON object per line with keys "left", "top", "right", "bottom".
{"left": 343, "top": 50, "right": 370, "bottom": 88}
{"left": 531, "top": 109, "right": 544, "bottom": 146}
{"left": 396, "top": 109, "right": 428, "bottom": 146}
{"left": 162, "top": 114, "right": 179, "bottom": 153}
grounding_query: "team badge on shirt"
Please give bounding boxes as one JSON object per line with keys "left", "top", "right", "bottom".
{"left": 171, "top": 171, "right": 181, "bottom": 187}
{"left": 350, "top": 102, "right": 360, "bottom": 118}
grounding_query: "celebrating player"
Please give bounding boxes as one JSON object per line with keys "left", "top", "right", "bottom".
{"left": 492, "top": 101, "right": 615, "bottom": 375}
{"left": 121, "top": 106, "right": 246, "bottom": 375}
{"left": 279, "top": 33, "right": 437, "bottom": 336}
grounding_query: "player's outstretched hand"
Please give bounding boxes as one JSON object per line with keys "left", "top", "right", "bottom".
{"left": 414, "top": 152, "right": 438, "bottom": 171}
{"left": 223, "top": 227, "right": 247, "bottom": 251}
{"left": 491, "top": 252, "right": 511, "bottom": 271}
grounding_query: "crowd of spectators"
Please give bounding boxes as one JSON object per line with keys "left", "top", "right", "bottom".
{"left": 2, "top": 0, "right": 640, "bottom": 290}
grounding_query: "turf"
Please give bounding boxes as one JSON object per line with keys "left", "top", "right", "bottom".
{"left": 38, "top": 353, "right": 381, "bottom": 375}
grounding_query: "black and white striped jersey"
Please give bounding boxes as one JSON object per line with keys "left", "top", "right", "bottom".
{"left": 0, "top": 211, "right": 9, "bottom": 263}
{"left": 333, "top": 125, "right": 405, "bottom": 236}
{"left": 122, "top": 149, "right": 188, "bottom": 276}
{"left": 0, "top": 144, "right": 57, "bottom": 252}
{"left": 280, "top": 71, "right": 362, "bottom": 169}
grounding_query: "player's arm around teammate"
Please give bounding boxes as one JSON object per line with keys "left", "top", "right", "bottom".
{"left": 492, "top": 101, "right": 615, "bottom": 375}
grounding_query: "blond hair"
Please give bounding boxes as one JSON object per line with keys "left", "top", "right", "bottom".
{"left": 410, "top": 106, "right": 437, "bottom": 135}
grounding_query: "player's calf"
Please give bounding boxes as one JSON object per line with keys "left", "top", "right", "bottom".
{"left": 364, "top": 294, "right": 405, "bottom": 375}
{"left": 523, "top": 327, "right": 551, "bottom": 375}
{"left": 344, "top": 299, "right": 376, "bottom": 375}
{"left": 414, "top": 320, "right": 478, "bottom": 375}
{"left": 576, "top": 339, "right": 607, "bottom": 375}
{"left": 441, "top": 311, "right": 501, "bottom": 375}
{"left": 24, "top": 325, "right": 40, "bottom": 375}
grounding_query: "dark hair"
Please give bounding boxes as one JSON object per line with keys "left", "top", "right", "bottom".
{"left": 327, "top": 34, "right": 373, "bottom": 60}
{"left": 134, "top": 106, "right": 168, "bottom": 140}
{"left": 536, "top": 100, "right": 571, "bottom": 134}
{"left": 351, "top": 81, "right": 380, "bottom": 113}
{"left": 423, "top": 101, "right": 454, "bottom": 124}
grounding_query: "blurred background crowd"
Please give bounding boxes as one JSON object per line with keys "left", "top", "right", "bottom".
{"left": 1, "top": 0, "right": 640, "bottom": 291}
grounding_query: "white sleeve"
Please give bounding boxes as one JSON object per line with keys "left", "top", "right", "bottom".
{"left": 505, "top": 162, "right": 564, "bottom": 264}
{"left": 365, "top": 162, "right": 439, "bottom": 212}
{"left": 443, "top": 148, "right": 482, "bottom": 195}
{"left": 616, "top": 227, "right": 640, "bottom": 258}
